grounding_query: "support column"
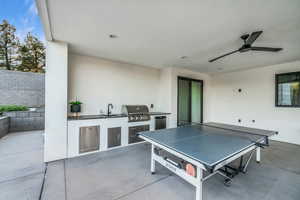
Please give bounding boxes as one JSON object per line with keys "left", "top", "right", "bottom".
{"left": 256, "top": 147, "right": 261, "bottom": 163}
{"left": 44, "top": 41, "right": 68, "bottom": 162}
{"left": 196, "top": 167, "right": 203, "bottom": 200}
{"left": 151, "top": 144, "right": 156, "bottom": 174}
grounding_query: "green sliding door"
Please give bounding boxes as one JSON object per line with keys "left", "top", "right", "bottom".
{"left": 178, "top": 78, "right": 191, "bottom": 125}
{"left": 178, "top": 77, "right": 203, "bottom": 126}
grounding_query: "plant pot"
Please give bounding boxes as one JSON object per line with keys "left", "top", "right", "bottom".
{"left": 70, "top": 104, "right": 81, "bottom": 113}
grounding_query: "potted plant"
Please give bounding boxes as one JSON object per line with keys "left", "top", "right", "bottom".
{"left": 69, "top": 101, "right": 82, "bottom": 113}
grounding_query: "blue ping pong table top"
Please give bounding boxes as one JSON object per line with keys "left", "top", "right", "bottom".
{"left": 139, "top": 125, "right": 265, "bottom": 168}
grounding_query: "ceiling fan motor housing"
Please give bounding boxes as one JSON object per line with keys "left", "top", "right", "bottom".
{"left": 241, "top": 34, "right": 250, "bottom": 42}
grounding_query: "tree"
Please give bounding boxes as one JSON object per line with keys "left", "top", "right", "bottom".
{"left": 0, "top": 20, "right": 19, "bottom": 70}
{"left": 17, "top": 32, "right": 45, "bottom": 73}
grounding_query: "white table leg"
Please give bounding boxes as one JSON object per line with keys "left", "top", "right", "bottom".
{"left": 196, "top": 167, "right": 203, "bottom": 200}
{"left": 256, "top": 147, "right": 261, "bottom": 163}
{"left": 151, "top": 144, "right": 156, "bottom": 174}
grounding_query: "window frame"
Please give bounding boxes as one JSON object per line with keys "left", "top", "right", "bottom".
{"left": 275, "top": 71, "right": 300, "bottom": 108}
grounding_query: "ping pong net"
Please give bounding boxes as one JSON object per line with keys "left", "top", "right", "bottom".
{"left": 184, "top": 122, "right": 278, "bottom": 146}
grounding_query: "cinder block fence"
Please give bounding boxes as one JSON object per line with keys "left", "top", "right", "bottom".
{"left": 3, "top": 108, "right": 45, "bottom": 132}
{"left": 0, "top": 70, "right": 45, "bottom": 133}
{"left": 0, "top": 116, "right": 9, "bottom": 138}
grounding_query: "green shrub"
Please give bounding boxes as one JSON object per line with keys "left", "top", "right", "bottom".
{"left": 69, "top": 101, "right": 82, "bottom": 105}
{"left": 0, "top": 105, "right": 28, "bottom": 112}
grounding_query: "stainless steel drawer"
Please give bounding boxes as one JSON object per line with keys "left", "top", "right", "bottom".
{"left": 79, "top": 125, "right": 100, "bottom": 153}
{"left": 107, "top": 127, "right": 121, "bottom": 148}
{"left": 128, "top": 125, "right": 149, "bottom": 144}
{"left": 155, "top": 116, "right": 166, "bottom": 130}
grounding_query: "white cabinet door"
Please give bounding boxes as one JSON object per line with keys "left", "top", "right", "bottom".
{"left": 101, "top": 118, "right": 128, "bottom": 150}
{"left": 67, "top": 119, "right": 104, "bottom": 158}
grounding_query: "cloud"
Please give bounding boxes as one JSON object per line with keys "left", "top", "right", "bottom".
{"left": 16, "top": 26, "right": 35, "bottom": 41}
{"left": 11, "top": 0, "right": 44, "bottom": 43}
{"left": 16, "top": 1, "right": 39, "bottom": 41}
{"left": 25, "top": 0, "right": 32, "bottom": 5}
{"left": 21, "top": 17, "right": 29, "bottom": 25}
{"left": 29, "top": 2, "right": 38, "bottom": 16}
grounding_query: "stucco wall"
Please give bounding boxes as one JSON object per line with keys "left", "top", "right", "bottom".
{"left": 68, "top": 54, "right": 161, "bottom": 114}
{"left": 0, "top": 70, "right": 45, "bottom": 107}
{"left": 68, "top": 54, "right": 212, "bottom": 126}
{"left": 210, "top": 60, "right": 300, "bottom": 145}
{"left": 156, "top": 67, "right": 212, "bottom": 128}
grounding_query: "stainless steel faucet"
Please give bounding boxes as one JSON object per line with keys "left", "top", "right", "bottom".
{"left": 107, "top": 104, "right": 113, "bottom": 116}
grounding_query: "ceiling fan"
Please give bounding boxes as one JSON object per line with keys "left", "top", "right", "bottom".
{"left": 209, "top": 31, "right": 283, "bottom": 63}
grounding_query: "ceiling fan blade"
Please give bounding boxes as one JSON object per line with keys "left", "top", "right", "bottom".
{"left": 245, "top": 31, "right": 263, "bottom": 45}
{"left": 209, "top": 50, "right": 239, "bottom": 62}
{"left": 251, "top": 46, "right": 283, "bottom": 52}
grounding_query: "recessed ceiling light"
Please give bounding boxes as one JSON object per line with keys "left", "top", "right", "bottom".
{"left": 109, "top": 34, "right": 118, "bottom": 38}
{"left": 181, "top": 56, "right": 188, "bottom": 59}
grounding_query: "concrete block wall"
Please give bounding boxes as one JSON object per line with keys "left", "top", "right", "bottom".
{"left": 0, "top": 70, "right": 45, "bottom": 107}
{"left": 0, "top": 116, "right": 10, "bottom": 138}
{"left": 4, "top": 108, "right": 45, "bottom": 132}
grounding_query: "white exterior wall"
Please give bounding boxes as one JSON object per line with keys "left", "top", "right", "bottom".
{"left": 156, "top": 68, "right": 173, "bottom": 113}
{"left": 156, "top": 67, "right": 212, "bottom": 128}
{"left": 211, "top": 61, "right": 300, "bottom": 145}
{"left": 170, "top": 68, "right": 212, "bottom": 127}
{"left": 68, "top": 54, "right": 161, "bottom": 114}
{"left": 69, "top": 54, "right": 212, "bottom": 128}
{"left": 45, "top": 50, "right": 300, "bottom": 162}
{"left": 44, "top": 42, "right": 68, "bottom": 162}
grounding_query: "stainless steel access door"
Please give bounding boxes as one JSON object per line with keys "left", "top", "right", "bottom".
{"left": 107, "top": 127, "right": 121, "bottom": 148}
{"left": 79, "top": 125, "right": 100, "bottom": 153}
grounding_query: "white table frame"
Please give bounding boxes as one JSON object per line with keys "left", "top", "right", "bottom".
{"left": 140, "top": 136, "right": 261, "bottom": 200}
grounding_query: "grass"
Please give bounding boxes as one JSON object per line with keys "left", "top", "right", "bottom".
{"left": 0, "top": 105, "right": 28, "bottom": 112}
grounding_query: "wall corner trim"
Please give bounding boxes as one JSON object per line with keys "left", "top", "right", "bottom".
{"left": 35, "top": 0, "right": 53, "bottom": 41}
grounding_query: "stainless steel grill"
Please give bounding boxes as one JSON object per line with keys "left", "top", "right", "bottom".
{"left": 122, "top": 105, "right": 151, "bottom": 122}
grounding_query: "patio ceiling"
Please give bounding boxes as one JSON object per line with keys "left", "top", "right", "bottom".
{"left": 37, "top": 0, "right": 300, "bottom": 73}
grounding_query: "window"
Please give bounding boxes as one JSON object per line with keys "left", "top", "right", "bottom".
{"left": 276, "top": 71, "right": 300, "bottom": 107}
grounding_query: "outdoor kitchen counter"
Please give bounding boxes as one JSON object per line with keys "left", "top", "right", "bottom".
{"left": 67, "top": 111, "right": 171, "bottom": 158}
{"left": 68, "top": 112, "right": 171, "bottom": 121}
{"left": 68, "top": 114, "right": 127, "bottom": 121}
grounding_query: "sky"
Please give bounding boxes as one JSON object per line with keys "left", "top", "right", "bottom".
{"left": 0, "top": 0, "right": 44, "bottom": 43}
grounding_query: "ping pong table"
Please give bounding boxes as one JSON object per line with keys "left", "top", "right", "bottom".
{"left": 139, "top": 122, "right": 277, "bottom": 200}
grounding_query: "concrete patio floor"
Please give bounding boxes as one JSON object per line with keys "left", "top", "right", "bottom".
{"left": 0, "top": 130, "right": 45, "bottom": 200}
{"left": 43, "top": 138, "right": 300, "bottom": 200}
{"left": 1, "top": 131, "right": 300, "bottom": 200}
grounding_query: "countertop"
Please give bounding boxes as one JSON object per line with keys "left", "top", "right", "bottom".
{"left": 68, "top": 114, "right": 127, "bottom": 121}
{"left": 148, "top": 112, "right": 171, "bottom": 116}
{"left": 68, "top": 112, "right": 170, "bottom": 121}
